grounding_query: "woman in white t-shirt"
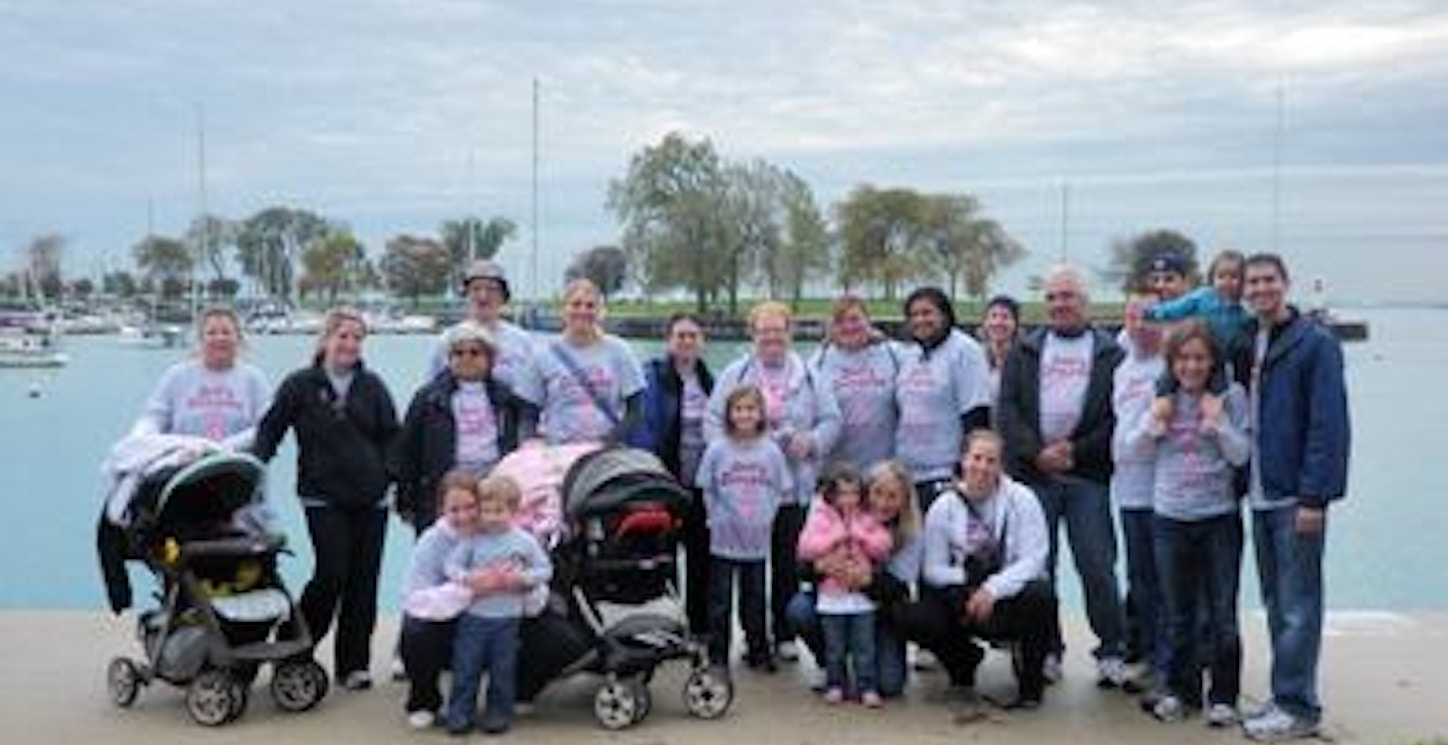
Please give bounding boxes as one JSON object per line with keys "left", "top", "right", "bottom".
{"left": 520, "top": 279, "right": 645, "bottom": 446}
{"left": 131, "top": 307, "right": 271, "bottom": 450}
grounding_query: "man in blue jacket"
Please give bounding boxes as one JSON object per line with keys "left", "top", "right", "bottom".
{"left": 1234, "top": 253, "right": 1351, "bottom": 742}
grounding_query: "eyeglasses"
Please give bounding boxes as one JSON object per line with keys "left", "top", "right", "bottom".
{"left": 450, "top": 347, "right": 488, "bottom": 358}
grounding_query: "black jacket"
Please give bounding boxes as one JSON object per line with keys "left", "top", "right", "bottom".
{"left": 252, "top": 361, "right": 400, "bottom": 510}
{"left": 391, "top": 372, "right": 535, "bottom": 529}
{"left": 997, "top": 326, "right": 1123, "bottom": 485}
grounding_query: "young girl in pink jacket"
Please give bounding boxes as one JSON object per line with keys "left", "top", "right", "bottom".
{"left": 797, "top": 464, "right": 893, "bottom": 706}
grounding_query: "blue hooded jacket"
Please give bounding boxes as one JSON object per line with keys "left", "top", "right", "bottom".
{"left": 1234, "top": 308, "right": 1351, "bottom": 507}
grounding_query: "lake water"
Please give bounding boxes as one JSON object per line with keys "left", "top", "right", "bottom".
{"left": 1, "top": 309, "right": 1443, "bottom": 612}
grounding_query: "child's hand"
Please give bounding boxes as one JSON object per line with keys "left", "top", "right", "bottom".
{"left": 1149, "top": 396, "right": 1173, "bottom": 437}
{"left": 1199, "top": 394, "right": 1225, "bottom": 434}
{"left": 786, "top": 432, "right": 814, "bottom": 460}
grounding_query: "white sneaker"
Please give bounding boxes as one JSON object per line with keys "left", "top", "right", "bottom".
{"left": 1244, "top": 706, "right": 1318, "bottom": 741}
{"left": 341, "top": 670, "right": 373, "bottom": 691}
{"left": 776, "top": 640, "right": 800, "bottom": 663}
{"left": 912, "top": 647, "right": 939, "bottom": 672}
{"left": 1205, "top": 703, "right": 1238, "bottom": 728}
{"left": 1151, "top": 694, "right": 1189, "bottom": 723}
{"left": 1096, "top": 656, "right": 1129, "bottom": 689}
{"left": 1042, "top": 653, "right": 1063, "bottom": 684}
{"left": 406, "top": 710, "right": 436, "bottom": 730}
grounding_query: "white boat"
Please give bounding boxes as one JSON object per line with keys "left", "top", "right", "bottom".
{"left": 116, "top": 323, "right": 185, "bottom": 349}
{"left": 0, "top": 311, "right": 68, "bottom": 368}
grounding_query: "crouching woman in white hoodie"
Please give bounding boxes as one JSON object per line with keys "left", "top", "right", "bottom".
{"left": 896, "top": 429, "right": 1055, "bottom": 709}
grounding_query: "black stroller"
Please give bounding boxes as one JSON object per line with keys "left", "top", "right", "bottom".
{"left": 98, "top": 452, "right": 328, "bottom": 725}
{"left": 550, "top": 447, "right": 733, "bottom": 729}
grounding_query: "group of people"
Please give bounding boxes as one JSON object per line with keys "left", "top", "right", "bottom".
{"left": 123, "top": 250, "right": 1349, "bottom": 742}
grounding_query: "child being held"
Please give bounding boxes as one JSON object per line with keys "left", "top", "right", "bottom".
{"left": 1146, "top": 250, "right": 1248, "bottom": 403}
{"left": 443, "top": 474, "right": 552, "bottom": 736}
{"left": 797, "top": 463, "right": 893, "bottom": 707}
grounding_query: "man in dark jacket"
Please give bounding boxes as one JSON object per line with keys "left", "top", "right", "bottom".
{"left": 997, "top": 265, "right": 1128, "bottom": 688}
{"left": 1236, "top": 254, "right": 1350, "bottom": 742}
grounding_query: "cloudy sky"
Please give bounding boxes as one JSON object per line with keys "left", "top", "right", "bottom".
{"left": 2, "top": 0, "right": 1445, "bottom": 302}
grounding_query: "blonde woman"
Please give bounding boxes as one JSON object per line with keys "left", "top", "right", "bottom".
{"left": 520, "top": 278, "right": 645, "bottom": 445}
{"left": 706, "top": 300, "right": 842, "bottom": 664}
{"left": 785, "top": 459, "right": 923, "bottom": 697}
{"left": 253, "top": 307, "right": 401, "bottom": 690}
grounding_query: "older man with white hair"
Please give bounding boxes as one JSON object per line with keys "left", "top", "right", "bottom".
{"left": 997, "top": 265, "right": 1129, "bottom": 688}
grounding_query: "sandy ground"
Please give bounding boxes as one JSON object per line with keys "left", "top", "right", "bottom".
{"left": 1, "top": 610, "right": 1444, "bottom": 744}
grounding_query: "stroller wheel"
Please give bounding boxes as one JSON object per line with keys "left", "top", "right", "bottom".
{"left": 270, "top": 659, "right": 329, "bottom": 713}
{"left": 593, "top": 679, "right": 642, "bottom": 730}
{"left": 682, "top": 667, "right": 733, "bottom": 720}
{"left": 106, "top": 657, "right": 142, "bottom": 708}
{"left": 631, "top": 679, "right": 652, "bottom": 723}
{"left": 186, "top": 669, "right": 241, "bottom": 726}
{"left": 226, "top": 679, "right": 250, "bottom": 723}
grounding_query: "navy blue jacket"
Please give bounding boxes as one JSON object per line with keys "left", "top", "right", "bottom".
{"left": 391, "top": 372, "right": 535, "bottom": 529}
{"left": 1231, "top": 308, "right": 1351, "bottom": 507}
{"left": 627, "top": 355, "right": 713, "bottom": 478}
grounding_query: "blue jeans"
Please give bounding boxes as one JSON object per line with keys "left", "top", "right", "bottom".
{"left": 1253, "top": 506, "right": 1326, "bottom": 722}
{"left": 1154, "top": 513, "right": 1243, "bottom": 707}
{"left": 785, "top": 591, "right": 908, "bottom": 697}
{"left": 1032, "top": 477, "right": 1125, "bottom": 658}
{"left": 1121, "top": 508, "right": 1169, "bottom": 677}
{"left": 446, "top": 615, "right": 520, "bottom": 731}
{"left": 819, "top": 611, "right": 878, "bottom": 694}
{"left": 709, "top": 557, "right": 768, "bottom": 666}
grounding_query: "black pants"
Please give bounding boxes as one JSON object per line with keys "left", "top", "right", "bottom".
{"left": 897, "top": 581, "right": 1056, "bottom": 700}
{"left": 300, "top": 504, "right": 387, "bottom": 678}
{"left": 681, "top": 487, "right": 711, "bottom": 634}
{"left": 516, "top": 609, "right": 591, "bottom": 702}
{"left": 709, "top": 557, "right": 767, "bottom": 665}
{"left": 770, "top": 504, "right": 806, "bottom": 644}
{"left": 400, "top": 615, "right": 456, "bottom": 713}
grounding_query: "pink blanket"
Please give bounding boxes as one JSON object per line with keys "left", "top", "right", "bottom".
{"left": 495, "top": 440, "right": 601, "bottom": 548}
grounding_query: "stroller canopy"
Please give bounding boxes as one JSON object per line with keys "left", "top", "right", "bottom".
{"left": 563, "top": 447, "right": 690, "bottom": 519}
{"left": 148, "top": 452, "right": 267, "bottom": 531}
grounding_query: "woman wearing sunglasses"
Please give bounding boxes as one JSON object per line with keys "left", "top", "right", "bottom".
{"left": 394, "top": 321, "right": 538, "bottom": 533}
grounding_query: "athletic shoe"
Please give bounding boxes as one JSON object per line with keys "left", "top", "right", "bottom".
{"left": 824, "top": 687, "right": 844, "bottom": 704}
{"left": 1206, "top": 703, "right": 1239, "bottom": 728}
{"left": 776, "top": 640, "right": 800, "bottom": 663}
{"left": 1042, "top": 653, "right": 1063, "bottom": 684}
{"left": 1096, "top": 656, "right": 1129, "bottom": 689}
{"left": 341, "top": 670, "right": 373, "bottom": 691}
{"left": 912, "top": 647, "right": 939, "bottom": 672}
{"left": 1151, "top": 694, "right": 1190, "bottom": 723}
{"left": 407, "top": 710, "right": 436, "bottom": 730}
{"left": 1244, "top": 706, "right": 1319, "bottom": 741}
{"left": 861, "top": 691, "right": 883, "bottom": 708}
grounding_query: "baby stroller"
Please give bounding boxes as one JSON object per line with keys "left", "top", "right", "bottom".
{"left": 99, "top": 452, "right": 328, "bottom": 725}
{"left": 551, "top": 447, "right": 733, "bottom": 729}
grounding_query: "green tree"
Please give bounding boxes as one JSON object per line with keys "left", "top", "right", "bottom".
{"left": 835, "top": 185, "right": 928, "bottom": 300}
{"left": 103, "top": 271, "right": 139, "bottom": 299}
{"left": 184, "top": 214, "right": 239, "bottom": 285}
{"left": 608, "top": 132, "right": 731, "bottom": 313}
{"left": 236, "top": 206, "right": 332, "bottom": 300}
{"left": 1102, "top": 228, "right": 1199, "bottom": 293}
{"left": 718, "top": 160, "right": 784, "bottom": 314}
{"left": 24, "top": 233, "right": 65, "bottom": 302}
{"left": 565, "top": 245, "right": 628, "bottom": 299}
{"left": 300, "top": 232, "right": 366, "bottom": 304}
{"left": 133, "top": 235, "right": 193, "bottom": 285}
{"left": 771, "top": 172, "right": 830, "bottom": 308}
{"left": 440, "top": 217, "right": 517, "bottom": 284}
{"left": 380, "top": 235, "right": 450, "bottom": 307}
{"left": 919, "top": 194, "right": 1025, "bottom": 301}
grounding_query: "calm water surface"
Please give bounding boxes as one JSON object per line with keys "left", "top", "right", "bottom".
{"left": 1, "top": 309, "right": 1442, "bottom": 611}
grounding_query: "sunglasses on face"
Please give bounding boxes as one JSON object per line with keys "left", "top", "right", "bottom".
{"left": 450, "top": 346, "right": 488, "bottom": 358}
